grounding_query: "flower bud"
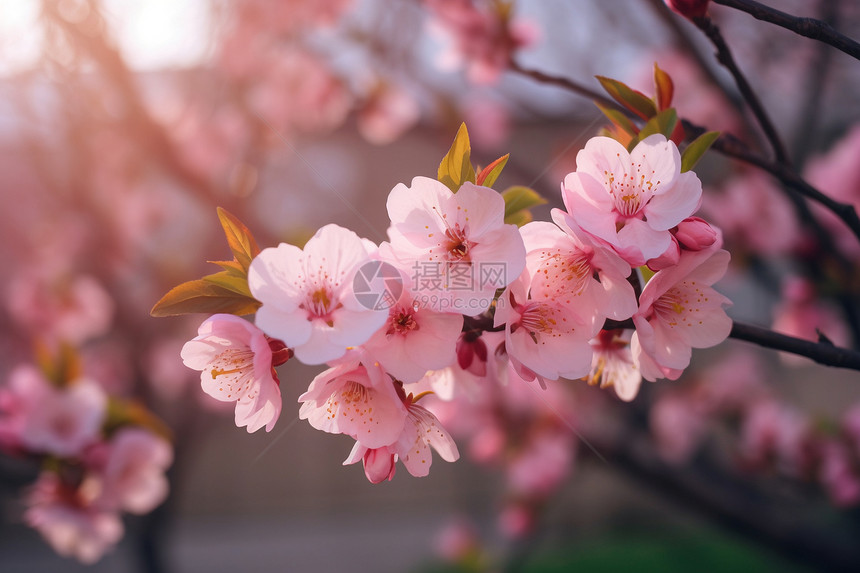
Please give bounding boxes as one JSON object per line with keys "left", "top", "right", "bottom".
{"left": 664, "top": 0, "right": 709, "bottom": 19}
{"left": 675, "top": 217, "right": 717, "bottom": 251}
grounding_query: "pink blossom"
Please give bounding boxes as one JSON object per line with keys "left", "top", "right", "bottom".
{"left": 703, "top": 172, "right": 800, "bottom": 256}
{"left": 7, "top": 269, "right": 114, "bottom": 345}
{"left": 506, "top": 429, "right": 574, "bottom": 497}
{"left": 771, "top": 277, "right": 850, "bottom": 358}
{"left": 99, "top": 428, "right": 173, "bottom": 514}
{"left": 299, "top": 361, "right": 407, "bottom": 449}
{"left": 361, "top": 278, "right": 463, "bottom": 383}
{"left": 181, "top": 314, "right": 284, "bottom": 433}
{"left": 495, "top": 269, "right": 598, "bottom": 383}
{"left": 650, "top": 392, "right": 709, "bottom": 463}
{"left": 385, "top": 177, "right": 526, "bottom": 315}
{"left": 819, "top": 440, "right": 860, "bottom": 507}
{"left": 675, "top": 217, "right": 717, "bottom": 251}
{"left": 357, "top": 82, "right": 421, "bottom": 145}
{"left": 524, "top": 217, "right": 637, "bottom": 322}
{"left": 739, "top": 400, "right": 814, "bottom": 477}
{"left": 434, "top": 517, "right": 480, "bottom": 562}
{"left": 561, "top": 134, "right": 702, "bottom": 266}
{"left": 3, "top": 366, "right": 107, "bottom": 458}
{"left": 632, "top": 248, "right": 732, "bottom": 381}
{"left": 248, "top": 224, "right": 388, "bottom": 364}
{"left": 587, "top": 329, "right": 642, "bottom": 402}
{"left": 24, "top": 472, "right": 123, "bottom": 564}
{"left": 424, "top": 0, "right": 536, "bottom": 85}
{"left": 344, "top": 396, "right": 459, "bottom": 481}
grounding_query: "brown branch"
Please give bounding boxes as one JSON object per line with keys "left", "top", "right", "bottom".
{"left": 692, "top": 15, "right": 791, "bottom": 165}
{"left": 712, "top": 0, "right": 860, "bottom": 60}
{"left": 730, "top": 321, "right": 860, "bottom": 370}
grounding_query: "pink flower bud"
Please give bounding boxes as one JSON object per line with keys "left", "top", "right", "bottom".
{"left": 675, "top": 217, "right": 717, "bottom": 251}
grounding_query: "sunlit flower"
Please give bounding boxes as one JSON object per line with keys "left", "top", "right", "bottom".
{"left": 181, "top": 314, "right": 284, "bottom": 432}
{"left": 248, "top": 224, "right": 388, "bottom": 364}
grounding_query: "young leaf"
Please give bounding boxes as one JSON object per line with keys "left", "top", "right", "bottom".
{"left": 437, "top": 123, "right": 477, "bottom": 192}
{"left": 595, "top": 102, "right": 639, "bottom": 137}
{"left": 653, "top": 63, "right": 674, "bottom": 111}
{"left": 595, "top": 76, "right": 657, "bottom": 120}
{"left": 216, "top": 207, "right": 261, "bottom": 272}
{"left": 203, "top": 270, "right": 254, "bottom": 298}
{"left": 150, "top": 279, "right": 261, "bottom": 317}
{"left": 209, "top": 259, "right": 248, "bottom": 277}
{"left": 681, "top": 131, "right": 721, "bottom": 172}
{"left": 502, "top": 186, "right": 547, "bottom": 227}
{"left": 628, "top": 108, "right": 678, "bottom": 150}
{"left": 476, "top": 153, "right": 510, "bottom": 188}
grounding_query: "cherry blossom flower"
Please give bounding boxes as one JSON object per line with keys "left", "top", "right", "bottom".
{"left": 561, "top": 134, "right": 702, "bottom": 266}
{"left": 99, "top": 428, "right": 173, "bottom": 514}
{"left": 523, "top": 217, "right": 637, "bottom": 322}
{"left": 248, "top": 224, "right": 388, "bottom": 364}
{"left": 495, "top": 267, "right": 598, "bottom": 383}
{"left": 820, "top": 440, "right": 860, "bottom": 507}
{"left": 343, "top": 395, "right": 459, "bottom": 481}
{"left": 632, "top": 248, "right": 732, "bottom": 381}
{"left": 361, "top": 278, "right": 463, "bottom": 383}
{"left": 2, "top": 366, "right": 107, "bottom": 458}
{"left": 299, "top": 360, "right": 407, "bottom": 449}
{"left": 24, "top": 472, "right": 123, "bottom": 565}
{"left": 385, "top": 177, "right": 526, "bottom": 316}
{"left": 586, "top": 329, "right": 642, "bottom": 402}
{"left": 181, "top": 314, "right": 285, "bottom": 433}
{"left": 650, "top": 391, "right": 709, "bottom": 463}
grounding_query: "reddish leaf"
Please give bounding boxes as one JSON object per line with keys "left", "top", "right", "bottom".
{"left": 216, "top": 207, "right": 260, "bottom": 272}
{"left": 653, "top": 63, "right": 674, "bottom": 111}
{"left": 476, "top": 154, "right": 510, "bottom": 188}
{"left": 150, "top": 278, "right": 260, "bottom": 317}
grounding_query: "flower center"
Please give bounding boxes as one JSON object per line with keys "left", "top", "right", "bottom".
{"left": 653, "top": 287, "right": 686, "bottom": 325}
{"left": 445, "top": 225, "right": 472, "bottom": 261}
{"left": 209, "top": 348, "right": 256, "bottom": 400}
{"left": 388, "top": 309, "right": 419, "bottom": 336}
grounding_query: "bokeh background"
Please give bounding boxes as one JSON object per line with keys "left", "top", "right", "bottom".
{"left": 1, "top": 1, "right": 860, "bottom": 571}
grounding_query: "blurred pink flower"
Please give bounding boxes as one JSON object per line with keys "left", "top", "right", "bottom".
{"left": 632, "top": 248, "right": 732, "bottom": 381}
{"left": 249, "top": 224, "right": 387, "bottom": 364}
{"left": 703, "top": 172, "right": 801, "bottom": 256}
{"left": 561, "top": 135, "right": 702, "bottom": 266}
{"left": 2, "top": 365, "right": 107, "bottom": 458}
{"left": 805, "top": 126, "right": 860, "bottom": 259}
{"left": 7, "top": 269, "right": 114, "bottom": 346}
{"left": 506, "top": 429, "right": 574, "bottom": 497}
{"left": 25, "top": 472, "right": 123, "bottom": 564}
{"left": 650, "top": 392, "right": 709, "bottom": 463}
{"left": 99, "top": 428, "right": 173, "bottom": 514}
{"left": 425, "top": 0, "right": 536, "bottom": 85}
{"left": 739, "top": 400, "right": 814, "bottom": 477}
{"left": 588, "top": 329, "right": 642, "bottom": 402}
{"left": 181, "top": 314, "right": 283, "bottom": 433}
{"left": 357, "top": 82, "right": 421, "bottom": 145}
{"left": 819, "top": 440, "right": 860, "bottom": 507}
{"left": 771, "top": 277, "right": 850, "bottom": 360}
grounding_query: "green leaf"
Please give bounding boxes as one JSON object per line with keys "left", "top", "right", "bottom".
{"left": 150, "top": 279, "right": 261, "bottom": 317}
{"left": 681, "top": 131, "right": 721, "bottom": 172}
{"left": 216, "top": 207, "right": 260, "bottom": 272}
{"left": 596, "top": 76, "right": 657, "bottom": 120}
{"left": 476, "top": 153, "right": 509, "bottom": 188}
{"left": 502, "top": 186, "right": 547, "bottom": 227}
{"left": 203, "top": 270, "right": 253, "bottom": 298}
{"left": 209, "top": 259, "right": 248, "bottom": 278}
{"left": 437, "top": 123, "right": 476, "bottom": 192}
{"left": 594, "top": 102, "right": 638, "bottom": 137}
{"left": 628, "top": 108, "right": 678, "bottom": 151}
{"left": 653, "top": 63, "right": 674, "bottom": 111}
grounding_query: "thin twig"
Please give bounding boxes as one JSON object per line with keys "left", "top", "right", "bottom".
{"left": 692, "top": 15, "right": 791, "bottom": 165}
{"left": 712, "top": 0, "right": 860, "bottom": 60}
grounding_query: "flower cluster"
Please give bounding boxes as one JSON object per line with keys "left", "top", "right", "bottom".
{"left": 0, "top": 364, "right": 172, "bottom": 563}
{"left": 168, "top": 123, "right": 732, "bottom": 484}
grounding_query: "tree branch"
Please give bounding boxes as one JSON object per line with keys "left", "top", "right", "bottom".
{"left": 711, "top": 0, "right": 860, "bottom": 60}
{"left": 692, "top": 15, "right": 791, "bottom": 165}
{"left": 730, "top": 321, "right": 860, "bottom": 370}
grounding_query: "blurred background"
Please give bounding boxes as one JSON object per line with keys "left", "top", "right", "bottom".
{"left": 1, "top": 0, "right": 860, "bottom": 571}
